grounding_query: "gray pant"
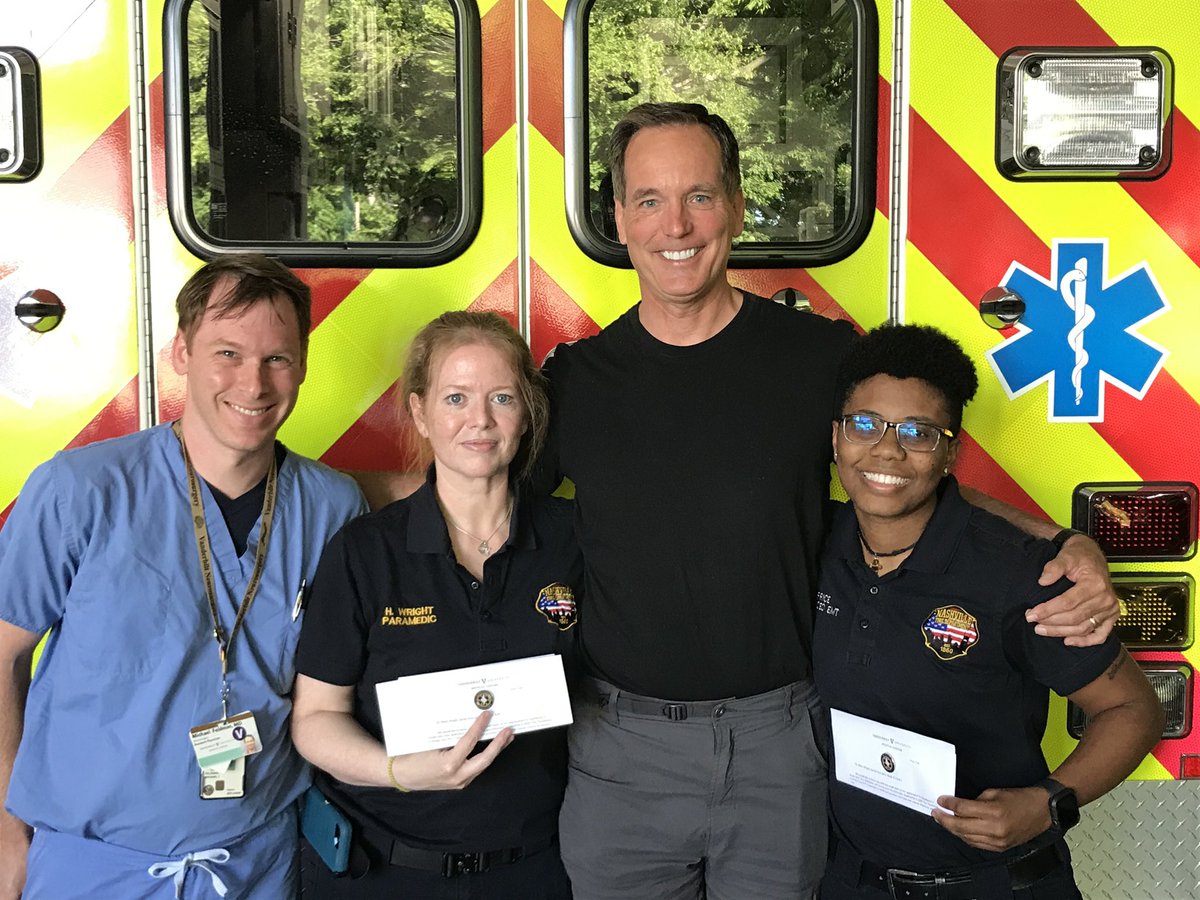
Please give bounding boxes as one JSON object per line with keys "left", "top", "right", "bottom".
{"left": 560, "top": 677, "right": 829, "bottom": 900}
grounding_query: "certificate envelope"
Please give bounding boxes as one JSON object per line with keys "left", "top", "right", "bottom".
{"left": 375, "top": 654, "right": 573, "bottom": 756}
{"left": 830, "top": 708, "right": 956, "bottom": 817}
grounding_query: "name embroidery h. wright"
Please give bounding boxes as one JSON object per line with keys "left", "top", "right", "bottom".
{"left": 381, "top": 605, "right": 437, "bottom": 626}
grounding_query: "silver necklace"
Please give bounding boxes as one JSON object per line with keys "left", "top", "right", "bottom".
{"left": 444, "top": 498, "right": 513, "bottom": 556}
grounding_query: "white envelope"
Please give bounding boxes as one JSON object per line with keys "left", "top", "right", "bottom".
{"left": 830, "top": 708, "right": 957, "bottom": 816}
{"left": 375, "top": 653, "right": 573, "bottom": 756}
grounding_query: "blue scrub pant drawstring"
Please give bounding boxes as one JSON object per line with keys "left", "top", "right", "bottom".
{"left": 147, "top": 848, "right": 231, "bottom": 898}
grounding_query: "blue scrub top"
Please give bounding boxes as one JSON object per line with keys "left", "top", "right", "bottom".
{"left": 0, "top": 424, "right": 366, "bottom": 855}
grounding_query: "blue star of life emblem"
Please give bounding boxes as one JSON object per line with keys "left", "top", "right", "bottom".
{"left": 987, "top": 239, "right": 1169, "bottom": 422}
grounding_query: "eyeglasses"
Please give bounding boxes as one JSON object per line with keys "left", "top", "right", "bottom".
{"left": 840, "top": 414, "right": 955, "bottom": 453}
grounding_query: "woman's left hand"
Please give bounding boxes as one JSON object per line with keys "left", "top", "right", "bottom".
{"left": 931, "top": 787, "right": 1051, "bottom": 852}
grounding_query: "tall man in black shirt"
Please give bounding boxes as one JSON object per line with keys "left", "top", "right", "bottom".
{"left": 534, "top": 103, "right": 1121, "bottom": 900}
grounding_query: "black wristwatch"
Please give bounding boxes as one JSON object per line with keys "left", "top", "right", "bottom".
{"left": 1038, "top": 778, "right": 1080, "bottom": 834}
{"left": 1051, "top": 528, "right": 1086, "bottom": 552}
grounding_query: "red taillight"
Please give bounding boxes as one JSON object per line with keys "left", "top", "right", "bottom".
{"left": 1072, "top": 483, "right": 1197, "bottom": 561}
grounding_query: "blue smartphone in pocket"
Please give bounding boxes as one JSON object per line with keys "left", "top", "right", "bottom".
{"left": 300, "top": 785, "right": 353, "bottom": 874}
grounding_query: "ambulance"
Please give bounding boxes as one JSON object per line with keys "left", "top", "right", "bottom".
{"left": 1, "top": 0, "right": 1196, "bottom": 895}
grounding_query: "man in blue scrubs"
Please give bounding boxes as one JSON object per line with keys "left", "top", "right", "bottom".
{"left": 0, "top": 254, "right": 365, "bottom": 899}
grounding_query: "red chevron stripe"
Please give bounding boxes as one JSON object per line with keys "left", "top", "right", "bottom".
{"left": 482, "top": 0, "right": 517, "bottom": 153}
{"left": 947, "top": 0, "right": 1200, "bottom": 269}
{"left": 528, "top": 0, "right": 565, "bottom": 155}
{"left": 529, "top": 261, "right": 599, "bottom": 364}
{"left": 945, "top": 0, "right": 1111, "bottom": 49}
{"left": 731, "top": 269, "right": 856, "bottom": 324}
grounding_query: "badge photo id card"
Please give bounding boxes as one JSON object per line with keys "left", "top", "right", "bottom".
{"left": 189, "top": 710, "right": 261, "bottom": 799}
{"left": 200, "top": 756, "right": 245, "bottom": 800}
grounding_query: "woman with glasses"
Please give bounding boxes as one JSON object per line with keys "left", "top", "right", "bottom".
{"left": 814, "top": 324, "right": 1162, "bottom": 899}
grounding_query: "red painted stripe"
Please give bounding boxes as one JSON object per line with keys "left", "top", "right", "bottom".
{"left": 48, "top": 109, "right": 135, "bottom": 240}
{"left": 529, "top": 260, "right": 599, "bottom": 365}
{"left": 148, "top": 74, "right": 168, "bottom": 213}
{"left": 0, "top": 500, "right": 11, "bottom": 530}
{"left": 944, "top": 0, "right": 1112, "bottom": 51}
{"left": 482, "top": 0, "right": 517, "bottom": 153}
{"left": 63, "top": 377, "right": 141, "bottom": 450}
{"left": 948, "top": 1, "right": 1200, "bottom": 270}
{"left": 469, "top": 258, "right": 520, "bottom": 324}
{"left": 1125, "top": 113, "right": 1200, "bottom": 270}
{"left": 952, "top": 431, "right": 1045, "bottom": 518}
{"left": 527, "top": 0, "right": 564, "bottom": 155}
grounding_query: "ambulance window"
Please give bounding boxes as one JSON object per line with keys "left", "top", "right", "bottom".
{"left": 565, "top": 0, "right": 876, "bottom": 267}
{"left": 166, "top": 0, "right": 481, "bottom": 265}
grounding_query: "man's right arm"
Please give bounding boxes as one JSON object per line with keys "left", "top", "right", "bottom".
{"left": 0, "top": 620, "right": 39, "bottom": 900}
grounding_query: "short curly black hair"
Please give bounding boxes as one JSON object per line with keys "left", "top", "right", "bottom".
{"left": 834, "top": 324, "right": 979, "bottom": 434}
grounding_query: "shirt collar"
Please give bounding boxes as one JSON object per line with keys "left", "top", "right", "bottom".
{"left": 830, "top": 476, "right": 970, "bottom": 575}
{"left": 405, "top": 467, "right": 537, "bottom": 556}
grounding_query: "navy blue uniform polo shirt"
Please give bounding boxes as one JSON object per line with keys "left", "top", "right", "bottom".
{"left": 296, "top": 476, "right": 582, "bottom": 851}
{"left": 813, "top": 477, "right": 1119, "bottom": 873}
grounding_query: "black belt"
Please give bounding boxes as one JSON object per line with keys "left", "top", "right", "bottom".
{"left": 836, "top": 837, "right": 1067, "bottom": 899}
{"left": 386, "top": 832, "right": 556, "bottom": 878}
{"left": 611, "top": 693, "right": 734, "bottom": 721}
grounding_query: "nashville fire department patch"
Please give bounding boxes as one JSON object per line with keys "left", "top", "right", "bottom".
{"left": 922, "top": 605, "right": 979, "bottom": 660}
{"left": 534, "top": 583, "right": 577, "bottom": 630}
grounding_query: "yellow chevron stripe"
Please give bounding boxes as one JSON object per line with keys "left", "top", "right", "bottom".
{"left": 911, "top": 0, "right": 1200, "bottom": 404}
{"left": 541, "top": 0, "right": 567, "bottom": 21}
{"left": 527, "top": 130, "right": 640, "bottom": 328}
{"left": 1079, "top": 0, "right": 1200, "bottom": 118}
{"left": 806, "top": 209, "right": 892, "bottom": 330}
{"left": 905, "top": 245, "right": 1137, "bottom": 523}
{"left": 875, "top": 0, "right": 893, "bottom": 80}
{"left": 279, "top": 132, "right": 520, "bottom": 458}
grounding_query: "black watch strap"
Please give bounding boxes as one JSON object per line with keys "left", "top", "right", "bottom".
{"left": 1038, "top": 777, "right": 1080, "bottom": 834}
{"left": 1051, "top": 528, "right": 1086, "bottom": 551}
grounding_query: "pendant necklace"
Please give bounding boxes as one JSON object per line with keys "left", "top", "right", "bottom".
{"left": 857, "top": 528, "right": 918, "bottom": 574}
{"left": 445, "top": 498, "right": 514, "bottom": 556}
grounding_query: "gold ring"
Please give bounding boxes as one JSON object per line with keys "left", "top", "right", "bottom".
{"left": 1088, "top": 616, "right": 1099, "bottom": 631}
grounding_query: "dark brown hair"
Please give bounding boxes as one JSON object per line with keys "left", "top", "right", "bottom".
{"left": 175, "top": 253, "right": 311, "bottom": 349}
{"left": 609, "top": 102, "right": 742, "bottom": 203}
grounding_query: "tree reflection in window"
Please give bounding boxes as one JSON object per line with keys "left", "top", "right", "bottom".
{"left": 588, "top": 0, "right": 856, "bottom": 245}
{"left": 185, "top": 0, "right": 461, "bottom": 245}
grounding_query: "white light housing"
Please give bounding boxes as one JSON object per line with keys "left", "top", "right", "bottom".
{"left": 997, "top": 48, "right": 1173, "bottom": 179}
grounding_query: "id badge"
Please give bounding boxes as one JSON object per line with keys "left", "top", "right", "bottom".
{"left": 200, "top": 756, "right": 245, "bottom": 799}
{"left": 189, "top": 710, "right": 263, "bottom": 770}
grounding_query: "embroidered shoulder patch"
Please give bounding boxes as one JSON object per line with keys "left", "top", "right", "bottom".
{"left": 922, "top": 605, "right": 979, "bottom": 660}
{"left": 535, "top": 583, "right": 577, "bottom": 630}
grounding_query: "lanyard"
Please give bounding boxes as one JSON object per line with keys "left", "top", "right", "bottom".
{"left": 172, "top": 421, "right": 278, "bottom": 720}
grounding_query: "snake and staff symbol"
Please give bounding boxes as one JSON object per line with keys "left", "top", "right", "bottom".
{"left": 1059, "top": 257, "right": 1094, "bottom": 405}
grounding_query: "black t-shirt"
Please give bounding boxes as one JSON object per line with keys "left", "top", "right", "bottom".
{"left": 294, "top": 478, "right": 582, "bottom": 850}
{"left": 536, "top": 294, "right": 855, "bottom": 700}
{"left": 814, "top": 478, "right": 1120, "bottom": 871}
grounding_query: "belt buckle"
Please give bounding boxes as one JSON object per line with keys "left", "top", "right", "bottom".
{"left": 442, "top": 851, "right": 486, "bottom": 878}
{"left": 885, "top": 868, "right": 936, "bottom": 899}
{"left": 663, "top": 703, "right": 688, "bottom": 721}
